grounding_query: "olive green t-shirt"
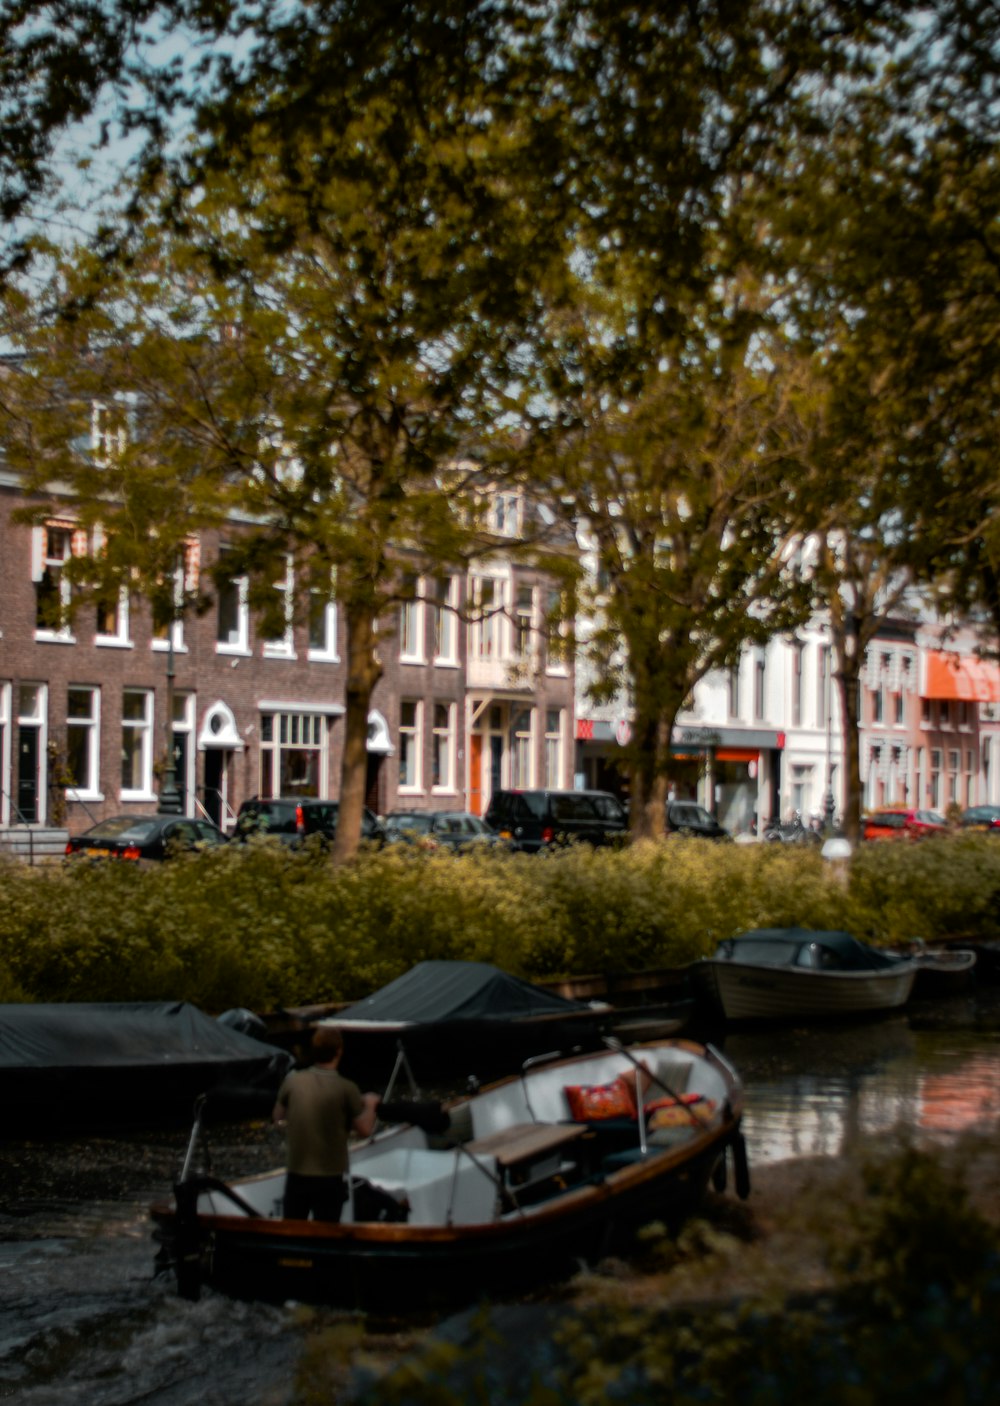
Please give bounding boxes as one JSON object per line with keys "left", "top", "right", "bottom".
{"left": 276, "top": 1066, "right": 364, "bottom": 1176}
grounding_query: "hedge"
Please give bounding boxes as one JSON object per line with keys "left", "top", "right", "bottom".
{"left": 1, "top": 833, "right": 999, "bottom": 1010}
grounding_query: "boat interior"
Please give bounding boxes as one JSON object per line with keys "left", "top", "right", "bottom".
{"left": 189, "top": 1042, "right": 734, "bottom": 1230}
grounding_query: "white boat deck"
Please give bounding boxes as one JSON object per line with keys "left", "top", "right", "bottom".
{"left": 193, "top": 1042, "right": 729, "bottom": 1229}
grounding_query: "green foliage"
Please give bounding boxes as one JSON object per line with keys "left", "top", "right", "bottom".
{"left": 0, "top": 837, "right": 993, "bottom": 1010}
{"left": 356, "top": 1143, "right": 1000, "bottom": 1406}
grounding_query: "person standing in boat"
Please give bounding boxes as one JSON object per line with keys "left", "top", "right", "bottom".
{"left": 272, "top": 1024, "right": 380, "bottom": 1222}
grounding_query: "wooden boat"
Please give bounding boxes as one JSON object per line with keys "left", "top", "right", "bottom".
{"left": 150, "top": 1037, "right": 748, "bottom": 1311}
{"left": 692, "top": 928, "right": 919, "bottom": 1023}
{"left": 0, "top": 1001, "right": 294, "bottom": 1130}
{"left": 326, "top": 960, "right": 693, "bottom": 1086}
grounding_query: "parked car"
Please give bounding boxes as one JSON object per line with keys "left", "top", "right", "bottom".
{"left": 666, "top": 801, "right": 732, "bottom": 840}
{"left": 861, "top": 807, "right": 949, "bottom": 841}
{"left": 65, "top": 814, "right": 227, "bottom": 863}
{"left": 483, "top": 788, "right": 628, "bottom": 853}
{"left": 234, "top": 797, "right": 387, "bottom": 847}
{"left": 958, "top": 805, "right": 1000, "bottom": 832}
{"left": 385, "top": 810, "right": 499, "bottom": 852}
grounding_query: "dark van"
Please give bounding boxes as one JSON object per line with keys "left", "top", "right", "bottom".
{"left": 484, "top": 789, "right": 628, "bottom": 853}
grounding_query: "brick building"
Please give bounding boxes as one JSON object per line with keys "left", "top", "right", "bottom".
{"left": 0, "top": 476, "right": 575, "bottom": 846}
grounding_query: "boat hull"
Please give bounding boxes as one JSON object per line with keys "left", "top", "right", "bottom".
{"left": 696, "top": 961, "right": 917, "bottom": 1022}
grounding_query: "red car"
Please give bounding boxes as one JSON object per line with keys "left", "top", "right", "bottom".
{"left": 862, "top": 807, "right": 949, "bottom": 841}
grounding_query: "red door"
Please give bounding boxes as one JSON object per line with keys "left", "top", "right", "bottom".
{"left": 469, "top": 734, "right": 483, "bottom": 815}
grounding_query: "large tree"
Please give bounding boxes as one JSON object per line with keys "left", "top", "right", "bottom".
{"left": 2, "top": 4, "right": 572, "bottom": 857}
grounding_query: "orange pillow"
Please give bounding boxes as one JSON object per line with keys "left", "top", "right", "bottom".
{"left": 646, "top": 1094, "right": 716, "bottom": 1131}
{"left": 564, "top": 1075, "right": 637, "bottom": 1122}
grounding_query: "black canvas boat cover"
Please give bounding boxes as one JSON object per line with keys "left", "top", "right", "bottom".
{"left": 337, "top": 961, "right": 593, "bottom": 1026}
{"left": 722, "top": 928, "right": 904, "bottom": 971}
{"left": 0, "top": 1001, "right": 293, "bottom": 1121}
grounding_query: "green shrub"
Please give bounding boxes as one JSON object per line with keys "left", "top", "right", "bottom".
{"left": 0, "top": 835, "right": 992, "bottom": 1010}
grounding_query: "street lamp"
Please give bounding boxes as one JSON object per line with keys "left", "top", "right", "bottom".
{"left": 158, "top": 612, "right": 183, "bottom": 815}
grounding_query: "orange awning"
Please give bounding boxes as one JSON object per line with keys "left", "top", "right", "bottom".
{"left": 923, "top": 650, "right": 1000, "bottom": 702}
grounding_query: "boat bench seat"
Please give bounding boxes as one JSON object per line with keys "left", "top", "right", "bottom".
{"left": 347, "top": 1145, "right": 499, "bottom": 1226}
{"left": 466, "top": 1120, "right": 587, "bottom": 1168}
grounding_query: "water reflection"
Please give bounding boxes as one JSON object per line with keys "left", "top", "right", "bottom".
{"left": 725, "top": 995, "right": 1000, "bottom": 1165}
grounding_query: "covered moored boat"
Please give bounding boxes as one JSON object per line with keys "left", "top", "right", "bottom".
{"left": 692, "top": 928, "right": 919, "bottom": 1022}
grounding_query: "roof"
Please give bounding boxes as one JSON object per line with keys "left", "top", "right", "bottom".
{"left": 335, "top": 961, "right": 593, "bottom": 1027}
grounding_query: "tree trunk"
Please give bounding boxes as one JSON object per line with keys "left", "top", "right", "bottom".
{"left": 331, "top": 603, "right": 383, "bottom": 864}
{"left": 838, "top": 666, "right": 864, "bottom": 847}
{"left": 628, "top": 713, "right": 671, "bottom": 841}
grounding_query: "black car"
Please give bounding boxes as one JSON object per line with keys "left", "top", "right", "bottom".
{"left": 483, "top": 789, "right": 628, "bottom": 853}
{"left": 666, "top": 801, "right": 732, "bottom": 840}
{"left": 385, "top": 810, "right": 499, "bottom": 852}
{"left": 234, "top": 796, "right": 387, "bottom": 847}
{"left": 958, "top": 805, "right": 1000, "bottom": 833}
{"left": 64, "top": 814, "right": 227, "bottom": 862}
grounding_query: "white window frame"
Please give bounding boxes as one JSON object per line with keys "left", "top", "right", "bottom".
{"left": 32, "top": 523, "right": 78, "bottom": 643}
{"left": 490, "top": 488, "right": 522, "bottom": 537}
{"left": 431, "top": 701, "right": 457, "bottom": 794}
{"left": 65, "top": 685, "right": 103, "bottom": 801}
{"left": 544, "top": 587, "right": 570, "bottom": 676}
{"left": 151, "top": 554, "right": 188, "bottom": 656}
{"left": 399, "top": 575, "right": 426, "bottom": 664}
{"left": 215, "top": 556, "right": 250, "bottom": 656}
{"left": 470, "top": 574, "right": 508, "bottom": 661}
{"left": 261, "top": 557, "right": 297, "bottom": 660}
{"left": 259, "top": 709, "right": 327, "bottom": 797}
{"left": 544, "top": 707, "right": 564, "bottom": 789}
{"left": 513, "top": 582, "right": 535, "bottom": 662}
{"left": 121, "top": 688, "right": 155, "bottom": 801}
{"left": 307, "top": 577, "right": 339, "bottom": 662}
{"left": 510, "top": 706, "right": 535, "bottom": 788}
{"left": 431, "top": 576, "right": 459, "bottom": 667}
{"left": 94, "top": 585, "right": 131, "bottom": 649}
{"left": 398, "top": 699, "right": 423, "bottom": 793}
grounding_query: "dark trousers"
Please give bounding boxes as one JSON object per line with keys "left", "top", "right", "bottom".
{"left": 282, "top": 1172, "right": 348, "bottom": 1222}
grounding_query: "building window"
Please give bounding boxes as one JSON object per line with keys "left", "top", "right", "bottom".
{"left": 261, "top": 557, "right": 296, "bottom": 659}
{"left": 817, "top": 645, "right": 830, "bottom": 729}
{"left": 152, "top": 552, "right": 188, "bottom": 654}
{"left": 66, "top": 686, "right": 100, "bottom": 797}
{"left": 545, "top": 588, "right": 570, "bottom": 673}
{"left": 121, "top": 688, "right": 154, "bottom": 798}
{"left": 33, "top": 523, "right": 77, "bottom": 638}
{"left": 94, "top": 582, "right": 131, "bottom": 647}
{"left": 510, "top": 708, "right": 534, "bottom": 787}
{"left": 399, "top": 700, "right": 422, "bottom": 791}
{"left": 399, "top": 575, "right": 425, "bottom": 663}
{"left": 259, "top": 711, "right": 324, "bottom": 797}
{"left": 939, "top": 699, "right": 951, "bottom": 727}
{"left": 728, "top": 659, "right": 741, "bottom": 720}
{"left": 930, "top": 748, "right": 942, "bottom": 809}
{"left": 791, "top": 642, "right": 804, "bottom": 729}
{"left": 431, "top": 576, "right": 458, "bottom": 665}
{"left": 545, "top": 708, "right": 563, "bottom": 788}
{"left": 216, "top": 548, "right": 249, "bottom": 654}
{"left": 959, "top": 700, "right": 971, "bottom": 727}
{"left": 893, "top": 691, "right": 904, "bottom": 725}
{"left": 431, "top": 702, "right": 455, "bottom": 792}
{"left": 470, "top": 575, "right": 504, "bottom": 660}
{"left": 490, "top": 489, "right": 522, "bottom": 537}
{"left": 921, "top": 697, "right": 932, "bottom": 725}
{"left": 872, "top": 686, "right": 884, "bottom": 724}
{"left": 753, "top": 654, "right": 766, "bottom": 723}
{"left": 514, "top": 584, "right": 535, "bottom": 661}
{"left": 308, "top": 590, "right": 339, "bottom": 661}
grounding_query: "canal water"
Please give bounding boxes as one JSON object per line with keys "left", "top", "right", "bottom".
{"left": 3, "top": 983, "right": 1000, "bottom": 1405}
